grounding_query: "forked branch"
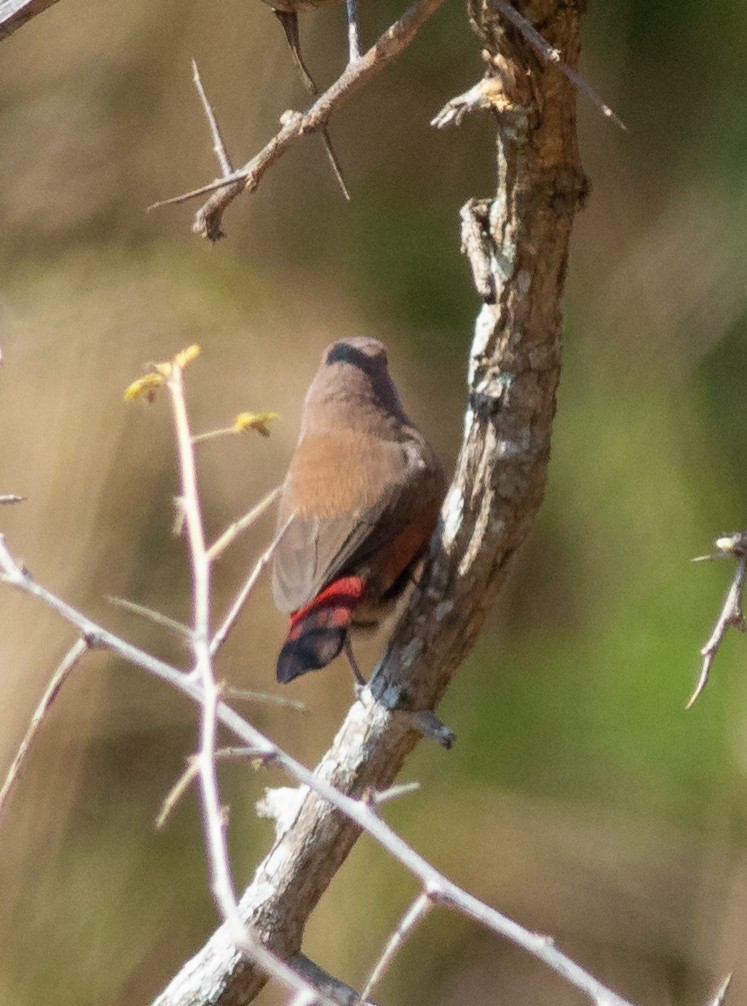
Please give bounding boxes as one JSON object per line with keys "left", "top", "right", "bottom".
{"left": 688, "top": 531, "right": 747, "bottom": 707}
{"left": 148, "top": 0, "right": 446, "bottom": 240}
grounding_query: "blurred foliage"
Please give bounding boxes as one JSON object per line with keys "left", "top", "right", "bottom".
{"left": 1, "top": 0, "right": 747, "bottom": 1004}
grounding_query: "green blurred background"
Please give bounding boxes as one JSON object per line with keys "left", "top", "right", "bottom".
{"left": 1, "top": 0, "right": 746, "bottom": 1003}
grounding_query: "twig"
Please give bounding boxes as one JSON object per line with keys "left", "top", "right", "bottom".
{"left": 688, "top": 531, "right": 747, "bottom": 708}
{"left": 358, "top": 892, "right": 432, "bottom": 1003}
{"left": 222, "top": 684, "right": 307, "bottom": 713}
{"left": 0, "top": 533, "right": 635, "bottom": 1005}
{"left": 192, "top": 59, "right": 233, "bottom": 176}
{"left": 0, "top": 637, "right": 88, "bottom": 820}
{"left": 163, "top": 366, "right": 336, "bottom": 1005}
{"left": 707, "top": 973, "right": 732, "bottom": 1006}
{"left": 166, "top": 361, "right": 240, "bottom": 926}
{"left": 156, "top": 746, "right": 271, "bottom": 830}
{"left": 206, "top": 485, "right": 280, "bottom": 563}
{"left": 0, "top": 0, "right": 62, "bottom": 41}
{"left": 365, "top": 781, "right": 420, "bottom": 807}
{"left": 193, "top": 411, "right": 279, "bottom": 445}
{"left": 106, "top": 595, "right": 194, "bottom": 640}
{"left": 273, "top": 8, "right": 351, "bottom": 201}
{"left": 290, "top": 955, "right": 375, "bottom": 1006}
{"left": 489, "top": 0, "right": 625, "bottom": 129}
{"left": 209, "top": 512, "right": 295, "bottom": 657}
{"left": 156, "top": 755, "right": 201, "bottom": 829}
{"left": 148, "top": 0, "right": 446, "bottom": 240}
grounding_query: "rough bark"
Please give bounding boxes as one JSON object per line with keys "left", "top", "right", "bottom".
{"left": 153, "top": 1, "right": 587, "bottom": 1002}
{"left": 0, "top": 0, "right": 61, "bottom": 38}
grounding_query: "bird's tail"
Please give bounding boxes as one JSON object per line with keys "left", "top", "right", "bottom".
{"left": 276, "top": 576, "right": 366, "bottom": 683}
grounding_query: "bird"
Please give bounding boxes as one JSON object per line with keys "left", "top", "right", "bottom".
{"left": 272, "top": 336, "right": 446, "bottom": 685}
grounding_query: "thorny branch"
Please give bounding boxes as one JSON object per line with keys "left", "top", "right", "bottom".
{"left": 166, "top": 360, "right": 240, "bottom": 930}
{"left": 0, "top": 340, "right": 641, "bottom": 1005}
{"left": 489, "top": 0, "right": 624, "bottom": 128}
{"left": 191, "top": 58, "right": 233, "bottom": 177}
{"left": 0, "top": 637, "right": 88, "bottom": 819}
{"left": 0, "top": 0, "right": 60, "bottom": 40}
{"left": 148, "top": 0, "right": 447, "bottom": 240}
{"left": 161, "top": 356, "right": 344, "bottom": 1005}
{"left": 2, "top": 338, "right": 734, "bottom": 1004}
{"left": 688, "top": 531, "right": 747, "bottom": 708}
{"left": 150, "top": 0, "right": 619, "bottom": 243}
{"left": 358, "top": 891, "right": 432, "bottom": 1003}
{"left": 0, "top": 528, "right": 640, "bottom": 1005}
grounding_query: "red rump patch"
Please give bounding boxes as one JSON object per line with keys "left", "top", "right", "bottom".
{"left": 276, "top": 576, "right": 368, "bottom": 682}
{"left": 288, "top": 576, "right": 367, "bottom": 632}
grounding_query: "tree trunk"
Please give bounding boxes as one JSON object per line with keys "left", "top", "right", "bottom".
{"left": 154, "top": 1, "right": 587, "bottom": 1002}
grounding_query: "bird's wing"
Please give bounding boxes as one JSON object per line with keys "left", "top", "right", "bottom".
{"left": 272, "top": 433, "right": 438, "bottom": 613}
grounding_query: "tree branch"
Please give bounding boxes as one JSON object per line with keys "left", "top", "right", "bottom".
{"left": 148, "top": 0, "right": 446, "bottom": 240}
{"left": 151, "top": 1, "right": 590, "bottom": 1002}
{"left": 0, "top": 637, "right": 88, "bottom": 820}
{"left": 0, "top": 534, "right": 635, "bottom": 1006}
{"left": 688, "top": 531, "right": 747, "bottom": 707}
{"left": 0, "top": 0, "right": 61, "bottom": 40}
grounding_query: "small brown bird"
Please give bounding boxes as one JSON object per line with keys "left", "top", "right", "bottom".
{"left": 272, "top": 336, "right": 446, "bottom": 684}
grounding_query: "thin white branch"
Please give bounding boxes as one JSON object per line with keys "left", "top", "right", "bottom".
{"left": 0, "top": 637, "right": 88, "bottom": 820}
{"left": 156, "top": 746, "right": 272, "bottom": 830}
{"left": 166, "top": 363, "right": 239, "bottom": 926}
{"left": 164, "top": 367, "right": 339, "bottom": 1005}
{"left": 209, "top": 512, "right": 295, "bottom": 658}
{"left": 359, "top": 891, "right": 432, "bottom": 1003}
{"left": 206, "top": 485, "right": 281, "bottom": 563}
{"left": 688, "top": 531, "right": 747, "bottom": 708}
{"left": 192, "top": 58, "right": 233, "bottom": 176}
{"left": 0, "top": 532, "right": 635, "bottom": 1005}
{"left": 156, "top": 755, "right": 200, "bottom": 830}
{"left": 148, "top": 0, "right": 446, "bottom": 240}
{"left": 222, "top": 684, "right": 307, "bottom": 713}
{"left": 707, "top": 973, "right": 732, "bottom": 1006}
{"left": 366, "top": 780, "right": 420, "bottom": 807}
{"left": 106, "top": 594, "right": 194, "bottom": 640}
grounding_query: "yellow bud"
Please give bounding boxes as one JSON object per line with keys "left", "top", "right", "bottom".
{"left": 233, "top": 411, "right": 279, "bottom": 437}
{"left": 123, "top": 373, "right": 165, "bottom": 402}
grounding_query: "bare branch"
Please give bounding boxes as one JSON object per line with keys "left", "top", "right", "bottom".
{"left": 489, "top": 0, "right": 624, "bottom": 128}
{"left": 222, "top": 684, "right": 307, "bottom": 713}
{"left": 148, "top": 0, "right": 446, "bottom": 240}
{"left": 359, "top": 892, "right": 432, "bottom": 1003}
{"left": 688, "top": 531, "right": 747, "bottom": 708}
{"left": 209, "top": 511, "right": 294, "bottom": 657}
{"left": 106, "top": 594, "right": 193, "bottom": 640}
{"left": 706, "top": 973, "right": 732, "bottom": 1006}
{"left": 192, "top": 58, "right": 233, "bottom": 176}
{"left": 273, "top": 8, "right": 351, "bottom": 201}
{"left": 163, "top": 361, "right": 340, "bottom": 1005}
{"left": 410, "top": 709, "right": 456, "bottom": 748}
{"left": 0, "top": 637, "right": 88, "bottom": 821}
{"left": 0, "top": 535, "right": 635, "bottom": 1006}
{"left": 206, "top": 484, "right": 280, "bottom": 563}
{"left": 165, "top": 361, "right": 240, "bottom": 927}
{"left": 289, "top": 955, "right": 375, "bottom": 1006}
{"left": 365, "top": 781, "right": 420, "bottom": 807}
{"left": 156, "top": 755, "right": 200, "bottom": 830}
{"left": 156, "top": 747, "right": 272, "bottom": 830}
{"left": 0, "top": 0, "right": 61, "bottom": 40}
